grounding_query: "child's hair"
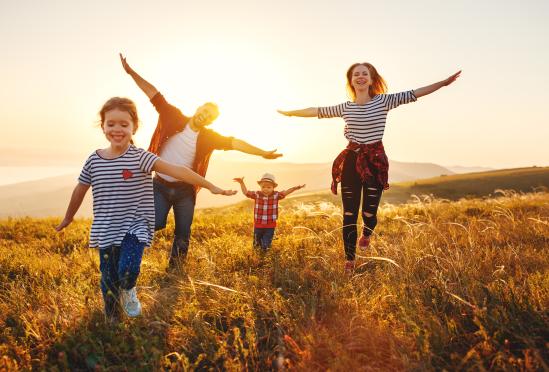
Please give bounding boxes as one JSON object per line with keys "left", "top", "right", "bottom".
{"left": 346, "top": 62, "right": 388, "bottom": 100}
{"left": 99, "top": 97, "right": 139, "bottom": 132}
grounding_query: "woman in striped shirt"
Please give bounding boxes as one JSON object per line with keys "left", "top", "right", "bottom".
{"left": 56, "top": 97, "right": 236, "bottom": 320}
{"left": 279, "top": 63, "right": 460, "bottom": 273}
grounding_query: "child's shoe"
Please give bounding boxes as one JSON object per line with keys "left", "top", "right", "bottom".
{"left": 344, "top": 260, "right": 355, "bottom": 274}
{"left": 358, "top": 235, "right": 370, "bottom": 251}
{"left": 120, "top": 287, "right": 142, "bottom": 317}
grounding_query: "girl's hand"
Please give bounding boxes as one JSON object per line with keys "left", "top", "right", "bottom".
{"left": 262, "top": 150, "right": 283, "bottom": 159}
{"left": 119, "top": 53, "right": 133, "bottom": 74}
{"left": 296, "top": 184, "right": 306, "bottom": 189}
{"left": 209, "top": 186, "right": 237, "bottom": 196}
{"left": 277, "top": 109, "right": 292, "bottom": 116}
{"left": 55, "top": 217, "right": 73, "bottom": 232}
{"left": 442, "top": 70, "right": 461, "bottom": 86}
{"left": 233, "top": 177, "right": 245, "bottom": 184}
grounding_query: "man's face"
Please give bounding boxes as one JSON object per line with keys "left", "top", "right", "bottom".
{"left": 193, "top": 103, "right": 219, "bottom": 127}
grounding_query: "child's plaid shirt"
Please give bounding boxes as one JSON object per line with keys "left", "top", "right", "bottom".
{"left": 245, "top": 191, "right": 286, "bottom": 228}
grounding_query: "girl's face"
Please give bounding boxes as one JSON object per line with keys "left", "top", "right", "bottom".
{"left": 351, "top": 65, "right": 372, "bottom": 92}
{"left": 102, "top": 109, "right": 135, "bottom": 147}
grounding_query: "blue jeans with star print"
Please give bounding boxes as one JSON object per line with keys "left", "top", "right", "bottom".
{"left": 98, "top": 233, "right": 145, "bottom": 318}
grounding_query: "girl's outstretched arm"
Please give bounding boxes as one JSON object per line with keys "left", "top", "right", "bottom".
{"left": 282, "top": 184, "right": 305, "bottom": 196}
{"left": 56, "top": 183, "right": 90, "bottom": 231}
{"left": 153, "top": 159, "right": 236, "bottom": 196}
{"left": 277, "top": 108, "right": 318, "bottom": 117}
{"left": 119, "top": 53, "right": 159, "bottom": 99}
{"left": 233, "top": 177, "right": 248, "bottom": 194}
{"left": 414, "top": 71, "right": 461, "bottom": 98}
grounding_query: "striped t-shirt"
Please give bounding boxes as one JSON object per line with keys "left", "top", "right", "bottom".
{"left": 318, "top": 90, "right": 417, "bottom": 144}
{"left": 78, "top": 145, "right": 159, "bottom": 249}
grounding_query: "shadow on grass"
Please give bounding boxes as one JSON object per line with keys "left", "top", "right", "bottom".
{"left": 44, "top": 266, "right": 187, "bottom": 370}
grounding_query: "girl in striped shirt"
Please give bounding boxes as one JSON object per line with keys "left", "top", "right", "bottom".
{"left": 56, "top": 97, "right": 235, "bottom": 320}
{"left": 279, "top": 63, "right": 460, "bottom": 273}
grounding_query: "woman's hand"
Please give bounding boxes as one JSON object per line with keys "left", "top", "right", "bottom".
{"left": 442, "top": 70, "right": 461, "bottom": 86}
{"left": 55, "top": 217, "right": 73, "bottom": 232}
{"left": 233, "top": 177, "right": 245, "bottom": 184}
{"left": 277, "top": 109, "right": 292, "bottom": 116}
{"left": 414, "top": 70, "right": 462, "bottom": 98}
{"left": 209, "top": 186, "right": 237, "bottom": 196}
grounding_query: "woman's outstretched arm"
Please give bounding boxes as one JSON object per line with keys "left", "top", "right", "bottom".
{"left": 120, "top": 53, "right": 159, "bottom": 99}
{"left": 277, "top": 108, "right": 318, "bottom": 117}
{"left": 414, "top": 70, "right": 461, "bottom": 98}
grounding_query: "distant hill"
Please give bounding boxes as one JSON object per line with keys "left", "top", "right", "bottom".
{"left": 0, "top": 159, "right": 455, "bottom": 217}
{"left": 446, "top": 165, "right": 494, "bottom": 174}
{"left": 1, "top": 165, "right": 547, "bottom": 218}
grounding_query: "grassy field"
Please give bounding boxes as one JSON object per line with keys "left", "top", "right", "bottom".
{"left": 1, "top": 190, "right": 548, "bottom": 370}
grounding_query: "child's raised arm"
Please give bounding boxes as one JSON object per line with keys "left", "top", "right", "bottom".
{"left": 413, "top": 70, "right": 461, "bottom": 98}
{"left": 282, "top": 184, "right": 306, "bottom": 196}
{"left": 153, "top": 159, "right": 236, "bottom": 195}
{"left": 56, "top": 183, "right": 90, "bottom": 231}
{"left": 233, "top": 177, "right": 248, "bottom": 195}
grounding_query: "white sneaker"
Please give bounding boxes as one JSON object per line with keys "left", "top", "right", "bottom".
{"left": 120, "top": 287, "right": 142, "bottom": 317}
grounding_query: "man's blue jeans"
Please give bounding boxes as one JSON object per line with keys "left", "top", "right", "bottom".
{"left": 99, "top": 233, "right": 145, "bottom": 318}
{"left": 153, "top": 178, "right": 195, "bottom": 264}
{"left": 253, "top": 227, "right": 275, "bottom": 250}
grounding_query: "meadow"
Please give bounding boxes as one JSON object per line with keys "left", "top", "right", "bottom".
{"left": 0, "top": 190, "right": 548, "bottom": 370}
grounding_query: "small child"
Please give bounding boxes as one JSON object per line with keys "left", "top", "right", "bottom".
{"left": 56, "top": 97, "right": 235, "bottom": 321}
{"left": 234, "top": 173, "right": 305, "bottom": 250}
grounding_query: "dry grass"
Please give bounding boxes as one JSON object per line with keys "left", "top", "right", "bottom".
{"left": 1, "top": 191, "right": 548, "bottom": 370}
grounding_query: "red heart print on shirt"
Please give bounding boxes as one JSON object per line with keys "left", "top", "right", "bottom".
{"left": 122, "top": 169, "right": 133, "bottom": 180}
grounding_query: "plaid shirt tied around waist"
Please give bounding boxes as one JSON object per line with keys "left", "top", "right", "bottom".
{"left": 331, "top": 141, "right": 389, "bottom": 195}
{"left": 245, "top": 191, "right": 286, "bottom": 228}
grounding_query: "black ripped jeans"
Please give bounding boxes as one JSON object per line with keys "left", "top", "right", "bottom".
{"left": 341, "top": 151, "right": 383, "bottom": 261}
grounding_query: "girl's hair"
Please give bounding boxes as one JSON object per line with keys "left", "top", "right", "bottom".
{"left": 346, "top": 62, "right": 388, "bottom": 100}
{"left": 99, "top": 97, "right": 139, "bottom": 132}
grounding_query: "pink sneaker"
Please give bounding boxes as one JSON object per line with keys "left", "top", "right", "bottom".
{"left": 358, "top": 235, "right": 371, "bottom": 250}
{"left": 344, "top": 260, "right": 355, "bottom": 273}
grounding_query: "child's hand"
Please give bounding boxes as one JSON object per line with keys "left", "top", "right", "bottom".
{"left": 233, "top": 177, "right": 245, "bottom": 184}
{"left": 296, "top": 184, "right": 306, "bottom": 190}
{"left": 55, "top": 217, "right": 72, "bottom": 232}
{"left": 210, "top": 186, "right": 237, "bottom": 196}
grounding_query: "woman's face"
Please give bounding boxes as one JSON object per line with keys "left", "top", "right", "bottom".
{"left": 102, "top": 109, "right": 135, "bottom": 147}
{"left": 351, "top": 64, "right": 372, "bottom": 92}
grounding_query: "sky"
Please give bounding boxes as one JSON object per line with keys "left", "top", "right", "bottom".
{"left": 1, "top": 0, "right": 548, "bottom": 169}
